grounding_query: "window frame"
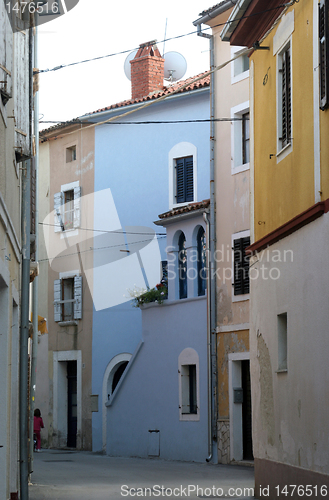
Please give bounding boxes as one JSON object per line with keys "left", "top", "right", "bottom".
{"left": 276, "top": 39, "right": 293, "bottom": 160}
{"left": 319, "top": 0, "right": 329, "bottom": 110}
{"left": 231, "top": 101, "right": 250, "bottom": 175}
{"left": 178, "top": 232, "right": 187, "bottom": 300}
{"left": 54, "top": 272, "right": 82, "bottom": 323}
{"left": 54, "top": 180, "right": 81, "bottom": 234}
{"left": 175, "top": 156, "right": 194, "bottom": 205}
{"left": 168, "top": 142, "right": 197, "bottom": 209}
{"left": 231, "top": 46, "right": 250, "bottom": 84}
{"left": 178, "top": 348, "right": 200, "bottom": 422}
{"left": 231, "top": 230, "right": 250, "bottom": 303}
{"left": 197, "top": 226, "right": 207, "bottom": 297}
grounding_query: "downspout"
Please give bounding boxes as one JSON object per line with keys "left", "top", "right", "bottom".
{"left": 197, "top": 25, "right": 217, "bottom": 463}
{"left": 29, "top": 19, "right": 39, "bottom": 478}
{"left": 203, "top": 210, "right": 212, "bottom": 462}
{"left": 20, "top": 24, "right": 33, "bottom": 500}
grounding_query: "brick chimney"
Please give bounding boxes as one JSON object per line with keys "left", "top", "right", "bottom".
{"left": 130, "top": 41, "right": 165, "bottom": 100}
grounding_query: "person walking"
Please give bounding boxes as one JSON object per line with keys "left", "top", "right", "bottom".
{"left": 33, "top": 408, "right": 44, "bottom": 452}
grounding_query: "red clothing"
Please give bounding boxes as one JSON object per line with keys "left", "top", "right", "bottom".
{"left": 34, "top": 416, "right": 44, "bottom": 432}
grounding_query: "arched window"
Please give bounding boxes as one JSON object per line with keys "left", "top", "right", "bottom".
{"left": 112, "top": 361, "right": 128, "bottom": 393}
{"left": 197, "top": 227, "right": 207, "bottom": 296}
{"left": 178, "top": 232, "right": 187, "bottom": 299}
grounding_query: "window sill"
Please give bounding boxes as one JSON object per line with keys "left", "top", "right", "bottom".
{"left": 58, "top": 320, "right": 78, "bottom": 327}
{"left": 231, "top": 162, "right": 250, "bottom": 175}
{"left": 276, "top": 142, "right": 292, "bottom": 163}
{"left": 179, "top": 412, "right": 200, "bottom": 422}
{"left": 232, "top": 70, "right": 249, "bottom": 85}
{"left": 276, "top": 368, "right": 288, "bottom": 374}
{"left": 232, "top": 293, "right": 250, "bottom": 303}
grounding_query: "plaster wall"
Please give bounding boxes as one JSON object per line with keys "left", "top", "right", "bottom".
{"left": 106, "top": 296, "right": 208, "bottom": 462}
{"left": 250, "top": 2, "right": 315, "bottom": 241}
{"left": 43, "top": 127, "right": 95, "bottom": 449}
{"left": 92, "top": 90, "right": 210, "bottom": 451}
{"left": 250, "top": 213, "right": 329, "bottom": 476}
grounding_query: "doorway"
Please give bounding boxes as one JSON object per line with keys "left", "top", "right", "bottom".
{"left": 228, "top": 352, "right": 253, "bottom": 462}
{"left": 67, "top": 361, "right": 77, "bottom": 448}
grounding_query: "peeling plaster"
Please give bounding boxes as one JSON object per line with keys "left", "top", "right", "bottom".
{"left": 257, "top": 332, "right": 275, "bottom": 446}
{"left": 217, "top": 284, "right": 233, "bottom": 324}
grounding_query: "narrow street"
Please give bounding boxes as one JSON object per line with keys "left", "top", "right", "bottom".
{"left": 29, "top": 450, "right": 254, "bottom": 500}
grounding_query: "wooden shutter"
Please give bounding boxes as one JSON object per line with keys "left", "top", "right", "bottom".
{"left": 0, "top": 6, "right": 12, "bottom": 102}
{"left": 319, "top": 0, "right": 329, "bottom": 110}
{"left": 14, "top": 29, "right": 30, "bottom": 160}
{"left": 185, "top": 157, "right": 194, "bottom": 202}
{"left": 175, "top": 156, "right": 193, "bottom": 203}
{"left": 73, "top": 186, "right": 81, "bottom": 229}
{"left": 54, "top": 279, "right": 62, "bottom": 322}
{"left": 54, "top": 191, "right": 64, "bottom": 232}
{"left": 176, "top": 159, "right": 185, "bottom": 203}
{"left": 74, "top": 275, "right": 82, "bottom": 320}
{"left": 281, "top": 48, "right": 291, "bottom": 147}
{"left": 234, "top": 237, "right": 250, "bottom": 296}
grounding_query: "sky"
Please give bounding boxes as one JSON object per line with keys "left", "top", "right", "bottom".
{"left": 38, "top": 0, "right": 213, "bottom": 128}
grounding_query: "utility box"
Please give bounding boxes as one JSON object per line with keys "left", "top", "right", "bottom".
{"left": 234, "top": 388, "right": 244, "bottom": 404}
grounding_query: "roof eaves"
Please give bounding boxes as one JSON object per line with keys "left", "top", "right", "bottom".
{"left": 220, "top": 0, "right": 253, "bottom": 41}
{"left": 193, "top": 1, "right": 237, "bottom": 26}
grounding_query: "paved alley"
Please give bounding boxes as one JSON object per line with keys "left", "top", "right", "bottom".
{"left": 29, "top": 449, "right": 254, "bottom": 500}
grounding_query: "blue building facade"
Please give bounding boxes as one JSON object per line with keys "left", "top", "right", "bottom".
{"left": 88, "top": 73, "right": 211, "bottom": 455}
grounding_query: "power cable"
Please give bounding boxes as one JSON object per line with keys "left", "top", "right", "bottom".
{"left": 39, "top": 222, "right": 166, "bottom": 236}
{"left": 39, "top": 117, "right": 247, "bottom": 125}
{"left": 35, "top": 1, "right": 292, "bottom": 76}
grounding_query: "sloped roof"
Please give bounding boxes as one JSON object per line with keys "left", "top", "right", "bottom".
{"left": 158, "top": 199, "right": 210, "bottom": 220}
{"left": 40, "top": 72, "right": 210, "bottom": 136}
{"left": 198, "top": 1, "right": 230, "bottom": 17}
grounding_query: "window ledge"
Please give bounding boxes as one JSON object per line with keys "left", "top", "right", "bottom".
{"left": 276, "top": 368, "right": 288, "bottom": 374}
{"left": 58, "top": 320, "right": 78, "bottom": 327}
{"left": 141, "top": 295, "right": 206, "bottom": 309}
{"left": 276, "top": 142, "right": 292, "bottom": 163}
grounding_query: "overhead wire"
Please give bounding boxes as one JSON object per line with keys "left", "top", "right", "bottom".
{"left": 39, "top": 221, "right": 166, "bottom": 236}
{"left": 35, "top": 1, "right": 293, "bottom": 76}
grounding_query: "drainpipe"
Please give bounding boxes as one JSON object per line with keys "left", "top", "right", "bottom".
{"left": 196, "top": 25, "right": 217, "bottom": 463}
{"left": 203, "top": 210, "right": 212, "bottom": 462}
{"left": 29, "top": 19, "right": 39, "bottom": 477}
{"left": 20, "top": 24, "right": 34, "bottom": 500}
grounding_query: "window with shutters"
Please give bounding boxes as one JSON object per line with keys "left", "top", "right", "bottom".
{"left": 231, "top": 46, "right": 249, "bottom": 84}
{"left": 178, "top": 348, "right": 200, "bottom": 421}
{"left": 319, "top": 0, "right": 329, "bottom": 110}
{"left": 54, "top": 275, "right": 82, "bottom": 323}
{"left": 175, "top": 156, "right": 194, "bottom": 204}
{"left": 231, "top": 101, "right": 250, "bottom": 174}
{"left": 197, "top": 227, "right": 207, "bottom": 297}
{"left": 277, "top": 42, "right": 292, "bottom": 155}
{"left": 232, "top": 234, "right": 250, "bottom": 298}
{"left": 54, "top": 181, "right": 81, "bottom": 233}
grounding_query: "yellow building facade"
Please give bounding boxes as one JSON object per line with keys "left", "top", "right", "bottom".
{"left": 223, "top": 0, "right": 329, "bottom": 495}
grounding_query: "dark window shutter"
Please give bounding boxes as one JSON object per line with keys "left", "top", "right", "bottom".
{"left": 175, "top": 156, "right": 193, "bottom": 203}
{"left": 185, "top": 157, "right": 194, "bottom": 202}
{"left": 319, "top": 0, "right": 329, "bottom": 110}
{"left": 178, "top": 233, "right": 187, "bottom": 299}
{"left": 234, "top": 237, "right": 250, "bottom": 296}
{"left": 281, "top": 48, "right": 291, "bottom": 147}
{"left": 176, "top": 159, "right": 185, "bottom": 203}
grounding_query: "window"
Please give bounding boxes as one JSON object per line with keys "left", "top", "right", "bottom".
{"left": 66, "top": 145, "right": 77, "bottom": 163}
{"left": 277, "top": 313, "right": 288, "bottom": 371}
{"left": 278, "top": 43, "right": 292, "bottom": 150}
{"left": 176, "top": 156, "right": 193, "bottom": 204}
{"left": 181, "top": 365, "right": 197, "bottom": 414}
{"left": 231, "top": 46, "right": 249, "bottom": 84}
{"left": 233, "top": 236, "right": 250, "bottom": 296}
{"left": 178, "top": 348, "right": 200, "bottom": 421}
{"left": 197, "top": 227, "right": 207, "bottom": 296}
{"left": 54, "top": 181, "right": 81, "bottom": 232}
{"left": 242, "top": 112, "right": 250, "bottom": 165}
{"left": 319, "top": 0, "right": 329, "bottom": 110}
{"left": 178, "top": 232, "right": 187, "bottom": 299}
{"left": 54, "top": 275, "right": 82, "bottom": 322}
{"left": 169, "top": 142, "right": 197, "bottom": 209}
{"left": 231, "top": 102, "right": 250, "bottom": 174}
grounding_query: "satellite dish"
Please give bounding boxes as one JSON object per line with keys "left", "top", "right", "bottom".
{"left": 124, "top": 50, "right": 138, "bottom": 81}
{"left": 164, "top": 52, "right": 187, "bottom": 82}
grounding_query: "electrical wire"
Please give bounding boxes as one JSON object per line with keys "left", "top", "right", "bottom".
{"left": 39, "top": 117, "right": 247, "bottom": 125}
{"left": 38, "top": 235, "right": 167, "bottom": 263}
{"left": 39, "top": 222, "right": 166, "bottom": 236}
{"left": 35, "top": 1, "right": 292, "bottom": 76}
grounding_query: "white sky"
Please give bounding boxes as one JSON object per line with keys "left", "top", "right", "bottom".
{"left": 38, "top": 0, "right": 213, "bottom": 128}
